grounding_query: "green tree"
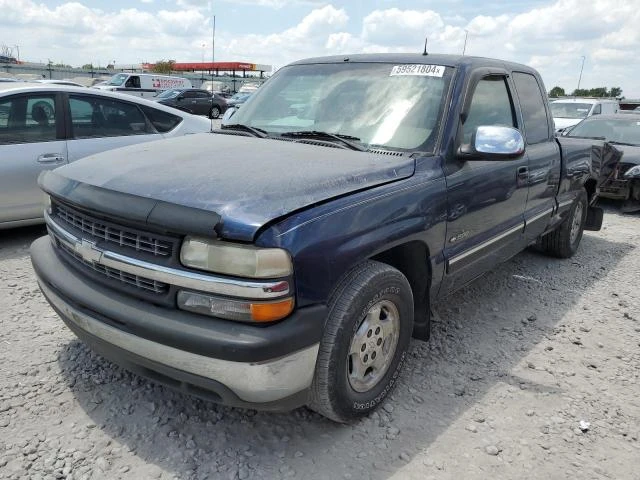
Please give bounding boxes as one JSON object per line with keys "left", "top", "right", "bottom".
{"left": 549, "top": 86, "right": 565, "bottom": 97}
{"left": 152, "top": 60, "right": 176, "bottom": 74}
{"left": 609, "top": 87, "right": 622, "bottom": 98}
{"left": 82, "top": 63, "right": 94, "bottom": 70}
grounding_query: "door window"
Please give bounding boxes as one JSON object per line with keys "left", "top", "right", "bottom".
{"left": 513, "top": 72, "right": 552, "bottom": 144}
{"left": 195, "top": 91, "right": 211, "bottom": 99}
{"left": 592, "top": 104, "right": 601, "bottom": 115}
{"left": 70, "top": 95, "right": 152, "bottom": 138}
{"left": 182, "top": 91, "right": 197, "bottom": 99}
{"left": 125, "top": 76, "right": 141, "bottom": 88}
{"left": 0, "top": 94, "right": 57, "bottom": 145}
{"left": 463, "top": 77, "right": 515, "bottom": 144}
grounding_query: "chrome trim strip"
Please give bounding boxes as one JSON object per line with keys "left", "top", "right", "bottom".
{"left": 526, "top": 208, "right": 553, "bottom": 225}
{"left": 558, "top": 199, "right": 574, "bottom": 209}
{"left": 45, "top": 212, "right": 289, "bottom": 299}
{"left": 449, "top": 222, "right": 524, "bottom": 267}
{"left": 39, "top": 280, "right": 318, "bottom": 403}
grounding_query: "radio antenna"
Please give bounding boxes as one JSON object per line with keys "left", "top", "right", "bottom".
{"left": 422, "top": 37, "right": 428, "bottom": 56}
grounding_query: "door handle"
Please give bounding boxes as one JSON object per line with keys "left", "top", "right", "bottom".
{"left": 517, "top": 166, "right": 529, "bottom": 186}
{"left": 37, "top": 153, "right": 65, "bottom": 164}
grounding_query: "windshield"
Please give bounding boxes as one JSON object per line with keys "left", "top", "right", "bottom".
{"left": 107, "top": 73, "right": 128, "bottom": 86}
{"left": 567, "top": 117, "right": 640, "bottom": 145}
{"left": 228, "top": 62, "right": 453, "bottom": 152}
{"left": 551, "top": 102, "right": 593, "bottom": 119}
{"left": 156, "top": 89, "right": 182, "bottom": 99}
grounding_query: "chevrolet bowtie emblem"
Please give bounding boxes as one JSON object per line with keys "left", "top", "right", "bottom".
{"left": 74, "top": 239, "right": 103, "bottom": 264}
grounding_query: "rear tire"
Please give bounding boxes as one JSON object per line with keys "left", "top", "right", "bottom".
{"left": 209, "top": 106, "right": 221, "bottom": 119}
{"left": 309, "top": 261, "right": 413, "bottom": 423}
{"left": 539, "top": 189, "right": 587, "bottom": 258}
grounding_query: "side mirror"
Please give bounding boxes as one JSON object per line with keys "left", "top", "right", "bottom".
{"left": 459, "top": 126, "right": 525, "bottom": 160}
{"left": 221, "top": 107, "right": 237, "bottom": 125}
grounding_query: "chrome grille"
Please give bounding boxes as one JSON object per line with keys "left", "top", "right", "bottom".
{"left": 56, "top": 235, "right": 168, "bottom": 294}
{"left": 54, "top": 203, "right": 173, "bottom": 257}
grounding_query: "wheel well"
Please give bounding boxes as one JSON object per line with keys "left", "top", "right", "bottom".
{"left": 371, "top": 241, "right": 431, "bottom": 333}
{"left": 584, "top": 178, "right": 597, "bottom": 204}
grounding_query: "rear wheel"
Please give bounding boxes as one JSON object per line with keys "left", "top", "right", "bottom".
{"left": 209, "top": 106, "right": 221, "bottom": 119}
{"left": 309, "top": 261, "right": 413, "bottom": 423}
{"left": 539, "top": 189, "right": 587, "bottom": 258}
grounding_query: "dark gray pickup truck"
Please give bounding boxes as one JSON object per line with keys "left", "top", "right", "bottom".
{"left": 31, "top": 54, "right": 616, "bottom": 422}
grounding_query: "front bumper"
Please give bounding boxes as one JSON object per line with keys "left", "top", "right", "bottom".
{"left": 31, "top": 236, "right": 326, "bottom": 409}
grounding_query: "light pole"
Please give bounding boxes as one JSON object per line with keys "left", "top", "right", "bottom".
{"left": 577, "top": 55, "right": 586, "bottom": 93}
{"left": 462, "top": 29, "right": 469, "bottom": 55}
{"left": 13, "top": 44, "right": 19, "bottom": 61}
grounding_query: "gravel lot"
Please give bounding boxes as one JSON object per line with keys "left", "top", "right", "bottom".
{"left": 1, "top": 203, "right": 638, "bottom": 480}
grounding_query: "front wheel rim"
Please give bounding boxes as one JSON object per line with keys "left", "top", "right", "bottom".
{"left": 347, "top": 300, "right": 400, "bottom": 393}
{"left": 570, "top": 201, "right": 584, "bottom": 244}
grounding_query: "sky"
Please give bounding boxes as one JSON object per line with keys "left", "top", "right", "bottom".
{"left": 1, "top": 0, "right": 639, "bottom": 97}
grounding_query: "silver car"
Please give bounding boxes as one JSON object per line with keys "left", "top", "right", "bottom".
{"left": 0, "top": 83, "right": 212, "bottom": 229}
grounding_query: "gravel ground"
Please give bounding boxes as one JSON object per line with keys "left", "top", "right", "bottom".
{"left": 1, "top": 204, "right": 638, "bottom": 480}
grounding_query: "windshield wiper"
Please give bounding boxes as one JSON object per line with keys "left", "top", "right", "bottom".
{"left": 608, "top": 141, "right": 639, "bottom": 147}
{"left": 280, "top": 131, "right": 366, "bottom": 151}
{"left": 219, "top": 124, "right": 268, "bottom": 138}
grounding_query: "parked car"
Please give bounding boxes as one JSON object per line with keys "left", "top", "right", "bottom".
{"left": 0, "top": 77, "right": 20, "bottom": 83}
{"left": 0, "top": 83, "right": 212, "bottom": 229}
{"left": 32, "top": 53, "right": 615, "bottom": 422}
{"left": 551, "top": 98, "right": 619, "bottom": 132}
{"left": 225, "top": 92, "right": 252, "bottom": 109}
{"left": 564, "top": 114, "right": 640, "bottom": 212}
{"left": 154, "top": 88, "right": 227, "bottom": 119}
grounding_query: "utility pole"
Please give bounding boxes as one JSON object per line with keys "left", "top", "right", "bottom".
{"left": 462, "top": 29, "right": 468, "bottom": 55}
{"left": 577, "top": 55, "right": 586, "bottom": 93}
{"left": 211, "top": 15, "right": 216, "bottom": 83}
{"left": 13, "top": 45, "right": 20, "bottom": 61}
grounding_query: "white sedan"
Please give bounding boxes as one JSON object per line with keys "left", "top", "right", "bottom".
{"left": 0, "top": 83, "right": 212, "bottom": 229}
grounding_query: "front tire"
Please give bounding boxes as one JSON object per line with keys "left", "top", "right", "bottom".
{"left": 309, "top": 261, "right": 413, "bottom": 423}
{"left": 539, "top": 189, "right": 587, "bottom": 258}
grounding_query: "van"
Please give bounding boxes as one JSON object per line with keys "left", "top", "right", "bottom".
{"left": 551, "top": 98, "right": 619, "bottom": 132}
{"left": 94, "top": 73, "right": 192, "bottom": 98}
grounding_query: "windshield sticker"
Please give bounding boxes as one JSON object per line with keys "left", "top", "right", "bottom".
{"left": 390, "top": 64, "right": 445, "bottom": 77}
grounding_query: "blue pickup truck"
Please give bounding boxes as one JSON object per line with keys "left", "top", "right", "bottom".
{"left": 31, "top": 54, "right": 615, "bottom": 422}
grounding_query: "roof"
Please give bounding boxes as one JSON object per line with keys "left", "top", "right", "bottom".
{"left": 0, "top": 83, "right": 197, "bottom": 115}
{"left": 288, "top": 53, "right": 537, "bottom": 73}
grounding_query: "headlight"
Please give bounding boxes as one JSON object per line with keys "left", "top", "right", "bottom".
{"left": 180, "top": 236, "right": 293, "bottom": 278}
{"left": 624, "top": 165, "right": 640, "bottom": 178}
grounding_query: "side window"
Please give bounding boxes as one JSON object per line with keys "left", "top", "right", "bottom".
{"left": 125, "top": 76, "right": 141, "bottom": 88}
{"left": 512, "top": 72, "right": 550, "bottom": 144}
{"left": 463, "top": 77, "right": 515, "bottom": 144}
{"left": 139, "top": 105, "right": 183, "bottom": 133}
{"left": 592, "top": 104, "right": 601, "bottom": 115}
{"left": 195, "top": 91, "right": 210, "bottom": 99}
{"left": 0, "top": 94, "right": 57, "bottom": 145}
{"left": 69, "top": 95, "right": 151, "bottom": 139}
{"left": 182, "top": 91, "right": 196, "bottom": 99}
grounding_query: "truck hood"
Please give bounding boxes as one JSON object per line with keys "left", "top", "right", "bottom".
{"left": 48, "top": 133, "right": 415, "bottom": 241}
